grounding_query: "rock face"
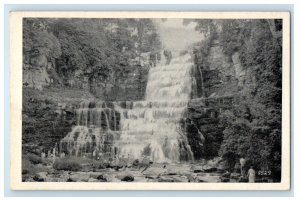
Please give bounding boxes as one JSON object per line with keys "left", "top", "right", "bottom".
{"left": 23, "top": 63, "right": 51, "bottom": 90}
{"left": 23, "top": 52, "right": 59, "bottom": 90}
{"left": 67, "top": 55, "right": 151, "bottom": 101}
{"left": 69, "top": 172, "right": 90, "bottom": 182}
{"left": 185, "top": 96, "right": 234, "bottom": 159}
{"left": 22, "top": 88, "right": 79, "bottom": 155}
{"left": 23, "top": 50, "right": 150, "bottom": 101}
{"left": 200, "top": 40, "right": 240, "bottom": 97}
{"left": 185, "top": 40, "right": 240, "bottom": 160}
{"left": 91, "top": 65, "right": 149, "bottom": 101}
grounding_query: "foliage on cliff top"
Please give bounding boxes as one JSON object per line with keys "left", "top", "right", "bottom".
{"left": 23, "top": 18, "right": 161, "bottom": 90}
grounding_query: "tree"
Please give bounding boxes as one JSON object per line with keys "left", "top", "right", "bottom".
{"left": 23, "top": 19, "right": 62, "bottom": 66}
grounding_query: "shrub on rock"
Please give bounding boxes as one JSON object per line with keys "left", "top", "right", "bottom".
{"left": 53, "top": 157, "right": 81, "bottom": 171}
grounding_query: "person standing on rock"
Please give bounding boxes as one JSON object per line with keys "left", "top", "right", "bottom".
{"left": 52, "top": 145, "right": 57, "bottom": 163}
{"left": 92, "top": 149, "right": 97, "bottom": 160}
{"left": 240, "top": 157, "right": 246, "bottom": 177}
{"left": 47, "top": 150, "right": 51, "bottom": 159}
{"left": 247, "top": 166, "right": 256, "bottom": 183}
{"left": 115, "top": 154, "right": 120, "bottom": 165}
{"left": 41, "top": 151, "right": 46, "bottom": 160}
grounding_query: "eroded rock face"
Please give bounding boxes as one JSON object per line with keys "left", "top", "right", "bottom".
{"left": 23, "top": 53, "right": 54, "bottom": 90}
{"left": 23, "top": 64, "right": 51, "bottom": 90}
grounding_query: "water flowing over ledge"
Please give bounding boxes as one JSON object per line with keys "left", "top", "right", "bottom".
{"left": 60, "top": 52, "right": 196, "bottom": 163}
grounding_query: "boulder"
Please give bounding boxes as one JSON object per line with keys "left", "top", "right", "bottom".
{"left": 164, "top": 164, "right": 191, "bottom": 176}
{"left": 69, "top": 172, "right": 90, "bottom": 182}
{"left": 33, "top": 174, "right": 45, "bottom": 182}
{"left": 193, "top": 169, "right": 204, "bottom": 173}
{"left": 220, "top": 177, "right": 230, "bottom": 182}
{"left": 97, "top": 174, "right": 108, "bottom": 182}
{"left": 200, "top": 158, "right": 222, "bottom": 173}
{"left": 192, "top": 165, "right": 204, "bottom": 173}
{"left": 23, "top": 176, "right": 35, "bottom": 182}
{"left": 88, "top": 178, "right": 99, "bottom": 182}
{"left": 157, "top": 176, "right": 174, "bottom": 182}
{"left": 209, "top": 173, "right": 221, "bottom": 177}
{"left": 203, "top": 166, "right": 218, "bottom": 173}
{"left": 170, "top": 175, "right": 189, "bottom": 182}
{"left": 142, "top": 166, "right": 168, "bottom": 178}
{"left": 121, "top": 175, "right": 134, "bottom": 182}
{"left": 195, "top": 172, "right": 221, "bottom": 183}
{"left": 36, "top": 172, "right": 48, "bottom": 179}
{"left": 93, "top": 174, "right": 109, "bottom": 182}
{"left": 132, "top": 159, "right": 140, "bottom": 167}
{"left": 145, "top": 175, "right": 156, "bottom": 179}
{"left": 116, "top": 173, "right": 135, "bottom": 182}
{"left": 216, "top": 162, "right": 226, "bottom": 173}
{"left": 221, "top": 172, "right": 231, "bottom": 178}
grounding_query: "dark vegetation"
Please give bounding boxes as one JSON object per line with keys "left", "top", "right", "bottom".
{"left": 187, "top": 19, "right": 282, "bottom": 181}
{"left": 53, "top": 157, "right": 82, "bottom": 171}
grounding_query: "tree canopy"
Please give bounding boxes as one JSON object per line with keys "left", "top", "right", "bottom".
{"left": 23, "top": 18, "right": 161, "bottom": 88}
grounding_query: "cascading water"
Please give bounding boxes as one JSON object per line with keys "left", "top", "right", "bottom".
{"left": 59, "top": 52, "right": 196, "bottom": 163}
{"left": 115, "top": 52, "right": 195, "bottom": 163}
{"left": 59, "top": 101, "right": 120, "bottom": 159}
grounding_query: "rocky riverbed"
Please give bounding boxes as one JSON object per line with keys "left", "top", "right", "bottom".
{"left": 22, "top": 156, "right": 258, "bottom": 183}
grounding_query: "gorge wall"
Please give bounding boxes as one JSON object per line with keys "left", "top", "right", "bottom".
{"left": 23, "top": 55, "right": 150, "bottom": 101}
{"left": 185, "top": 39, "right": 246, "bottom": 160}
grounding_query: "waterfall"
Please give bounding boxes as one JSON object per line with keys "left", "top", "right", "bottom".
{"left": 59, "top": 52, "right": 196, "bottom": 163}
{"left": 59, "top": 101, "right": 120, "bottom": 159}
{"left": 116, "top": 52, "right": 195, "bottom": 163}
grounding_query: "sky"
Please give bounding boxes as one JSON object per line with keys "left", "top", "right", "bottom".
{"left": 153, "top": 19, "right": 204, "bottom": 51}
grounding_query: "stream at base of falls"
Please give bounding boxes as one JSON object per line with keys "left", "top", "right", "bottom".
{"left": 26, "top": 160, "right": 230, "bottom": 182}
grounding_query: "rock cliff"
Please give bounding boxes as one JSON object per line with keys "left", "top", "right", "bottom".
{"left": 186, "top": 40, "right": 245, "bottom": 159}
